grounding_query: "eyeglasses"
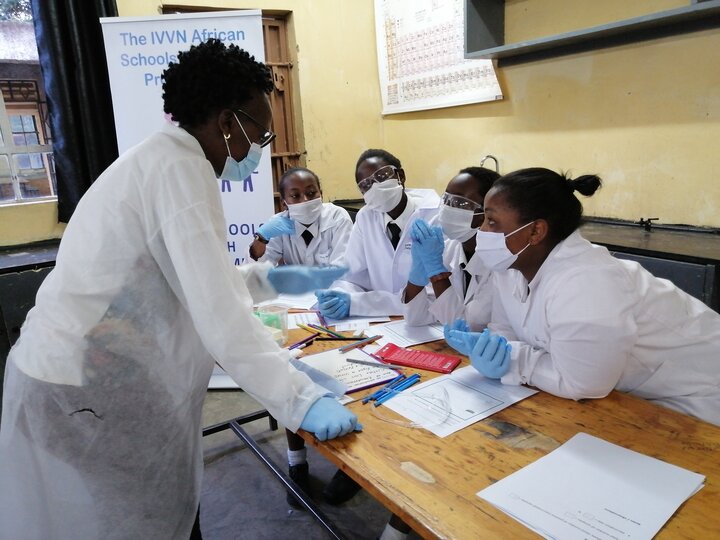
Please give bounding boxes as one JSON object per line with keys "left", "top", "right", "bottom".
{"left": 235, "top": 109, "right": 276, "bottom": 148}
{"left": 356, "top": 165, "right": 399, "bottom": 194}
{"left": 442, "top": 192, "right": 484, "bottom": 214}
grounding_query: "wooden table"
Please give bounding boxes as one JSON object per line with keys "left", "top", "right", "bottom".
{"left": 295, "top": 333, "right": 720, "bottom": 539}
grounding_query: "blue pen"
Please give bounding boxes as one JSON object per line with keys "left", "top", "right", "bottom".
{"left": 374, "top": 374, "right": 421, "bottom": 407}
{"left": 362, "top": 374, "right": 406, "bottom": 404}
{"left": 368, "top": 374, "right": 417, "bottom": 404}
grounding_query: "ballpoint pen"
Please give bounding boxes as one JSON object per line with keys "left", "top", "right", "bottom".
{"left": 361, "top": 374, "right": 406, "bottom": 404}
{"left": 374, "top": 374, "right": 421, "bottom": 407}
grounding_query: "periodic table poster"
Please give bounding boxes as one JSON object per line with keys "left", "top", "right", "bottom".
{"left": 374, "top": 0, "right": 503, "bottom": 115}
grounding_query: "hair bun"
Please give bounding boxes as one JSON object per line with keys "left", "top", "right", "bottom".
{"left": 569, "top": 174, "right": 602, "bottom": 196}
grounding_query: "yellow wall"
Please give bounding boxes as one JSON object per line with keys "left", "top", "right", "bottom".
{"left": 0, "top": 201, "right": 64, "bottom": 244}
{"left": 117, "top": 0, "right": 720, "bottom": 227}
{"left": 3, "top": 0, "right": 718, "bottom": 246}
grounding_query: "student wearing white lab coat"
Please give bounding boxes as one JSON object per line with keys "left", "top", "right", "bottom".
{"left": 247, "top": 167, "right": 352, "bottom": 267}
{"left": 245, "top": 167, "right": 353, "bottom": 509}
{"left": 315, "top": 149, "right": 441, "bottom": 319}
{"left": 0, "top": 40, "right": 360, "bottom": 540}
{"left": 403, "top": 167, "right": 499, "bottom": 328}
{"left": 446, "top": 168, "right": 720, "bottom": 427}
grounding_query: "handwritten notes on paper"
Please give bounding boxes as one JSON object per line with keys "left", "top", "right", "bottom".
{"left": 295, "top": 348, "right": 399, "bottom": 394}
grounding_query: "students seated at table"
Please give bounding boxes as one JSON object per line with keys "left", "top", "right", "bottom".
{"left": 445, "top": 167, "right": 720, "bottom": 426}
{"left": 402, "top": 166, "right": 499, "bottom": 327}
{"left": 248, "top": 167, "right": 352, "bottom": 265}
{"left": 315, "top": 148, "right": 441, "bottom": 319}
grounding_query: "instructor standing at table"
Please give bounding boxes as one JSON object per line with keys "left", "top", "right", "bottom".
{"left": 0, "top": 39, "right": 359, "bottom": 540}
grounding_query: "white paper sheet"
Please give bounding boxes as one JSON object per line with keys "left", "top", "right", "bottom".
{"left": 477, "top": 433, "right": 706, "bottom": 540}
{"left": 372, "top": 320, "right": 444, "bottom": 347}
{"left": 331, "top": 316, "right": 392, "bottom": 333}
{"left": 288, "top": 311, "right": 322, "bottom": 329}
{"left": 207, "top": 364, "right": 240, "bottom": 389}
{"left": 383, "top": 366, "right": 538, "bottom": 437}
{"left": 295, "top": 348, "right": 400, "bottom": 394}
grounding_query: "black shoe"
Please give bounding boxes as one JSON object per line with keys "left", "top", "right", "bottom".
{"left": 322, "top": 469, "right": 362, "bottom": 505}
{"left": 286, "top": 463, "right": 312, "bottom": 509}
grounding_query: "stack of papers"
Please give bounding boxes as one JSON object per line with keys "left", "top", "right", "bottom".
{"left": 478, "top": 433, "right": 705, "bottom": 539}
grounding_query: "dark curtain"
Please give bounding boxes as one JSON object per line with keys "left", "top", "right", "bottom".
{"left": 31, "top": 0, "right": 119, "bottom": 223}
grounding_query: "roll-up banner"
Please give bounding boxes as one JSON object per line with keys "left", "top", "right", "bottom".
{"left": 100, "top": 11, "right": 272, "bottom": 264}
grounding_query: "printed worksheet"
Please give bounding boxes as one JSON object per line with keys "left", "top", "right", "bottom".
{"left": 383, "top": 366, "right": 537, "bottom": 437}
{"left": 373, "top": 320, "right": 444, "bottom": 347}
{"left": 477, "top": 433, "right": 706, "bottom": 539}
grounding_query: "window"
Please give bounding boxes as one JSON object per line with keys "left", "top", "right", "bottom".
{"left": 0, "top": 17, "right": 56, "bottom": 205}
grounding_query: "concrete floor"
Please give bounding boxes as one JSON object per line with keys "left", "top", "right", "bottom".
{"left": 200, "top": 390, "right": 423, "bottom": 540}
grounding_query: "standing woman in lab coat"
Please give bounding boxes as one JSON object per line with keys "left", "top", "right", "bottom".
{"left": 446, "top": 167, "right": 720, "bottom": 426}
{"left": 247, "top": 167, "right": 352, "bottom": 266}
{"left": 403, "top": 166, "right": 499, "bottom": 327}
{"left": 0, "top": 39, "right": 360, "bottom": 540}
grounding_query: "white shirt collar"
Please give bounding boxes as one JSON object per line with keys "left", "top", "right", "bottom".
{"left": 383, "top": 194, "right": 416, "bottom": 233}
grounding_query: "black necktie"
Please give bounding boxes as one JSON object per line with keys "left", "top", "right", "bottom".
{"left": 460, "top": 263, "right": 471, "bottom": 296}
{"left": 301, "top": 230, "right": 313, "bottom": 247}
{"left": 387, "top": 222, "right": 401, "bottom": 250}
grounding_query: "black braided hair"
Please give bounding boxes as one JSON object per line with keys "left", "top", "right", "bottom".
{"left": 162, "top": 38, "right": 274, "bottom": 128}
{"left": 278, "top": 167, "right": 321, "bottom": 198}
{"left": 355, "top": 149, "right": 402, "bottom": 173}
{"left": 492, "top": 167, "right": 601, "bottom": 242}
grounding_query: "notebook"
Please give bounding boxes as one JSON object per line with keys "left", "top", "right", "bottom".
{"left": 374, "top": 343, "right": 461, "bottom": 374}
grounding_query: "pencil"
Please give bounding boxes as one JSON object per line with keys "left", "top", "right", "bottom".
{"left": 346, "top": 358, "right": 404, "bottom": 370}
{"left": 297, "top": 323, "right": 322, "bottom": 334}
{"left": 307, "top": 323, "right": 346, "bottom": 339}
{"left": 287, "top": 332, "right": 320, "bottom": 350}
{"left": 338, "top": 334, "right": 381, "bottom": 353}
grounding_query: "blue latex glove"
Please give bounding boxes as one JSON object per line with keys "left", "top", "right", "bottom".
{"left": 314, "top": 290, "right": 351, "bottom": 319}
{"left": 446, "top": 326, "right": 487, "bottom": 358}
{"left": 408, "top": 239, "right": 429, "bottom": 286}
{"left": 257, "top": 215, "right": 295, "bottom": 241}
{"left": 268, "top": 266, "right": 347, "bottom": 295}
{"left": 468, "top": 331, "right": 512, "bottom": 379}
{"left": 300, "top": 396, "right": 363, "bottom": 441}
{"left": 443, "top": 319, "right": 473, "bottom": 354}
{"left": 411, "top": 220, "right": 448, "bottom": 278}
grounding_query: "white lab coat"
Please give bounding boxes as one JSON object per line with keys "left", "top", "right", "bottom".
{"left": 490, "top": 231, "right": 720, "bottom": 426}
{"left": 250, "top": 202, "right": 352, "bottom": 266}
{"left": 403, "top": 238, "right": 492, "bottom": 328}
{"left": 0, "top": 122, "right": 327, "bottom": 540}
{"left": 334, "top": 188, "right": 440, "bottom": 316}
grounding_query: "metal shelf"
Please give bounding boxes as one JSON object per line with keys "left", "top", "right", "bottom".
{"left": 465, "top": 0, "right": 720, "bottom": 66}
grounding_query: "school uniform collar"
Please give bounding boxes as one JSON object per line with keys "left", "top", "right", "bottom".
{"left": 383, "top": 195, "right": 416, "bottom": 232}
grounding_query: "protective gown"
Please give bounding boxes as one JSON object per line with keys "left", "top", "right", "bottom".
{"left": 0, "top": 122, "right": 327, "bottom": 539}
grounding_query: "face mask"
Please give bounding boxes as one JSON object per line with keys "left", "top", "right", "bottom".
{"left": 286, "top": 197, "right": 323, "bottom": 225}
{"left": 473, "top": 221, "right": 533, "bottom": 272}
{"left": 362, "top": 178, "right": 404, "bottom": 213}
{"left": 438, "top": 205, "right": 478, "bottom": 242}
{"left": 220, "top": 142, "right": 263, "bottom": 182}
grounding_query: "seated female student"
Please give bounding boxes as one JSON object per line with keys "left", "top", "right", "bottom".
{"left": 446, "top": 167, "right": 720, "bottom": 427}
{"left": 403, "top": 167, "right": 499, "bottom": 327}
{"left": 246, "top": 166, "right": 355, "bottom": 508}
{"left": 248, "top": 166, "right": 352, "bottom": 266}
